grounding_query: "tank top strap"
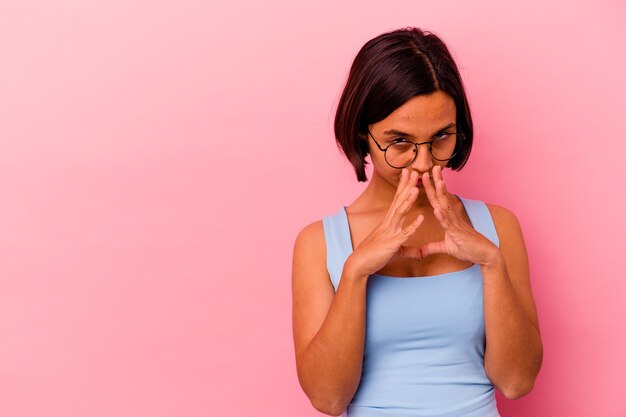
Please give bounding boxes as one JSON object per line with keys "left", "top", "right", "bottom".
{"left": 455, "top": 194, "right": 500, "bottom": 248}
{"left": 321, "top": 206, "right": 352, "bottom": 291}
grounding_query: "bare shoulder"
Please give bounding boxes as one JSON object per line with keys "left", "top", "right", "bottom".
{"left": 484, "top": 203, "right": 527, "bottom": 271}
{"left": 294, "top": 219, "right": 326, "bottom": 254}
{"left": 486, "top": 204, "right": 522, "bottom": 237}
{"left": 292, "top": 219, "right": 335, "bottom": 364}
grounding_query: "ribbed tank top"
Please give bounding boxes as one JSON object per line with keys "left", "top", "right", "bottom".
{"left": 321, "top": 194, "right": 501, "bottom": 417}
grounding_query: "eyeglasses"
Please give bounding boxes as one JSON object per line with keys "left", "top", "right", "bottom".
{"left": 367, "top": 129, "right": 464, "bottom": 169}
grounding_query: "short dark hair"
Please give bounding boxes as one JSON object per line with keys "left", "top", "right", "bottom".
{"left": 334, "top": 27, "right": 474, "bottom": 182}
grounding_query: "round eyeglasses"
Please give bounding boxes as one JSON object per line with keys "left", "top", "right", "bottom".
{"left": 367, "top": 129, "right": 464, "bottom": 169}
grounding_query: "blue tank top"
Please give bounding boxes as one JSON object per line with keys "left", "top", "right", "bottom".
{"left": 321, "top": 194, "right": 501, "bottom": 417}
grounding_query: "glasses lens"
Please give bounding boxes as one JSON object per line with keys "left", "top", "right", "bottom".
{"left": 430, "top": 133, "right": 459, "bottom": 161}
{"left": 386, "top": 142, "right": 416, "bottom": 168}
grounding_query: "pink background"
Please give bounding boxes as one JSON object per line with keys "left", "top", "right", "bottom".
{"left": 1, "top": 1, "right": 624, "bottom": 416}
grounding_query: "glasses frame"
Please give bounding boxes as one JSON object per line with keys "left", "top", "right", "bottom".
{"left": 367, "top": 128, "right": 465, "bottom": 169}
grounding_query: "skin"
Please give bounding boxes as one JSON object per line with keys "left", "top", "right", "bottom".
{"left": 292, "top": 90, "right": 543, "bottom": 415}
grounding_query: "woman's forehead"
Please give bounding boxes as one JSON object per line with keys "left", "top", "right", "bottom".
{"left": 374, "top": 92, "right": 456, "bottom": 134}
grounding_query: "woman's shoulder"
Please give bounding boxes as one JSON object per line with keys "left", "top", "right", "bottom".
{"left": 485, "top": 203, "right": 522, "bottom": 232}
{"left": 294, "top": 218, "right": 325, "bottom": 246}
{"left": 293, "top": 218, "right": 327, "bottom": 266}
{"left": 294, "top": 204, "right": 348, "bottom": 249}
{"left": 483, "top": 203, "right": 526, "bottom": 251}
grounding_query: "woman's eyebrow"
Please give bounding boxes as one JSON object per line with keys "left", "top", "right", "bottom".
{"left": 382, "top": 122, "right": 456, "bottom": 138}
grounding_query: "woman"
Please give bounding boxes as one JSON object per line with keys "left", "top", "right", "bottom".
{"left": 291, "top": 27, "right": 543, "bottom": 417}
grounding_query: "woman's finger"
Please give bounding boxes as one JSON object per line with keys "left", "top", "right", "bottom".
{"left": 400, "top": 187, "right": 419, "bottom": 213}
{"left": 434, "top": 207, "right": 451, "bottom": 229}
{"left": 392, "top": 180, "right": 419, "bottom": 226}
{"left": 389, "top": 168, "right": 408, "bottom": 209}
{"left": 403, "top": 212, "right": 425, "bottom": 237}
{"left": 388, "top": 169, "right": 419, "bottom": 225}
{"left": 397, "top": 244, "right": 423, "bottom": 260}
{"left": 397, "top": 214, "right": 425, "bottom": 259}
{"left": 421, "top": 171, "right": 441, "bottom": 212}
{"left": 433, "top": 165, "right": 451, "bottom": 212}
{"left": 433, "top": 166, "right": 466, "bottom": 228}
{"left": 419, "top": 239, "right": 446, "bottom": 258}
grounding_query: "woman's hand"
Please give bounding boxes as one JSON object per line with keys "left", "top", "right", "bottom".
{"left": 419, "top": 165, "right": 499, "bottom": 267}
{"left": 347, "top": 168, "right": 426, "bottom": 277}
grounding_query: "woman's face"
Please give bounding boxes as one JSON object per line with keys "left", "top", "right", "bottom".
{"left": 367, "top": 90, "right": 458, "bottom": 188}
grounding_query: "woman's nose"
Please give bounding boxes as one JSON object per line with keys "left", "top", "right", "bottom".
{"left": 410, "top": 143, "right": 433, "bottom": 174}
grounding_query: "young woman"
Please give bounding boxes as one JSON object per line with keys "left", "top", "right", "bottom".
{"left": 291, "top": 27, "right": 543, "bottom": 417}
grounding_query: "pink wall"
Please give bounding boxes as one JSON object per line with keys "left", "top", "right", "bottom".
{"left": 1, "top": 1, "right": 624, "bottom": 416}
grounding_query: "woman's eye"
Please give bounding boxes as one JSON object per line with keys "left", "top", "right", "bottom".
{"left": 435, "top": 132, "right": 450, "bottom": 139}
{"left": 392, "top": 137, "right": 408, "bottom": 143}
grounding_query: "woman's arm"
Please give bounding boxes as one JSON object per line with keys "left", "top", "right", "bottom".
{"left": 292, "top": 220, "right": 368, "bottom": 416}
{"left": 482, "top": 205, "right": 543, "bottom": 399}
